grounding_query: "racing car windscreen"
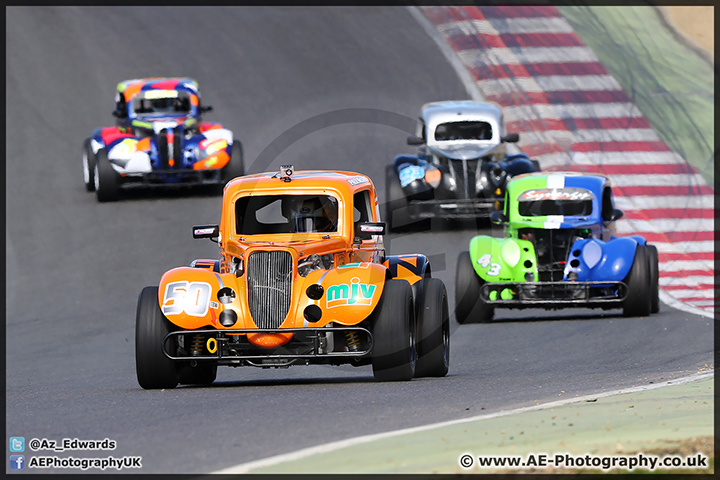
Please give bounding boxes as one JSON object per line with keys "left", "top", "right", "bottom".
{"left": 236, "top": 194, "right": 339, "bottom": 234}
{"left": 132, "top": 90, "right": 192, "bottom": 115}
{"left": 434, "top": 121, "right": 492, "bottom": 141}
{"left": 517, "top": 188, "right": 593, "bottom": 217}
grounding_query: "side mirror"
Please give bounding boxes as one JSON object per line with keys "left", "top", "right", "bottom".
{"left": 407, "top": 135, "right": 425, "bottom": 146}
{"left": 608, "top": 209, "right": 623, "bottom": 222}
{"left": 356, "top": 222, "right": 386, "bottom": 241}
{"left": 490, "top": 210, "right": 506, "bottom": 225}
{"left": 193, "top": 224, "right": 219, "bottom": 242}
{"left": 501, "top": 133, "right": 520, "bottom": 143}
{"left": 201, "top": 105, "right": 214, "bottom": 113}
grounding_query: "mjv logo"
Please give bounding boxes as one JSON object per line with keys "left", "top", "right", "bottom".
{"left": 326, "top": 277, "right": 376, "bottom": 308}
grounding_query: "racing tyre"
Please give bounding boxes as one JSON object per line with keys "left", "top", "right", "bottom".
{"left": 94, "top": 148, "right": 119, "bottom": 202}
{"left": 646, "top": 244, "right": 659, "bottom": 314}
{"left": 385, "top": 165, "right": 412, "bottom": 233}
{"left": 222, "top": 140, "right": 245, "bottom": 184}
{"left": 455, "top": 251, "right": 494, "bottom": 324}
{"left": 135, "top": 286, "right": 180, "bottom": 389}
{"left": 371, "top": 279, "right": 416, "bottom": 381}
{"left": 179, "top": 363, "right": 217, "bottom": 386}
{"left": 622, "top": 245, "right": 652, "bottom": 317}
{"left": 82, "top": 137, "right": 96, "bottom": 191}
{"left": 414, "top": 278, "right": 450, "bottom": 378}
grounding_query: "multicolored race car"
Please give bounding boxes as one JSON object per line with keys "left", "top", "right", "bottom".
{"left": 455, "top": 172, "right": 659, "bottom": 323}
{"left": 82, "top": 77, "right": 244, "bottom": 201}
{"left": 135, "top": 166, "right": 450, "bottom": 389}
{"left": 385, "top": 100, "right": 540, "bottom": 231}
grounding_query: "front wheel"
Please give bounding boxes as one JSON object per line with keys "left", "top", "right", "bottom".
{"left": 222, "top": 140, "right": 245, "bottom": 184}
{"left": 385, "top": 165, "right": 412, "bottom": 233}
{"left": 179, "top": 363, "right": 217, "bottom": 386}
{"left": 135, "top": 286, "right": 180, "bottom": 389}
{"left": 415, "top": 278, "right": 449, "bottom": 378}
{"left": 455, "top": 251, "right": 494, "bottom": 324}
{"left": 622, "top": 245, "right": 652, "bottom": 317}
{"left": 371, "top": 279, "right": 416, "bottom": 381}
{"left": 646, "top": 244, "right": 659, "bottom": 313}
{"left": 94, "top": 148, "right": 119, "bottom": 202}
{"left": 82, "top": 137, "right": 96, "bottom": 191}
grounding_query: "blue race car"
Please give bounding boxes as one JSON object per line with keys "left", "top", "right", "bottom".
{"left": 82, "top": 77, "right": 244, "bottom": 201}
{"left": 455, "top": 172, "right": 660, "bottom": 323}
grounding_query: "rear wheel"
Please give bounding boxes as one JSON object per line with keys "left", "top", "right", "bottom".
{"left": 415, "top": 278, "right": 449, "bottom": 378}
{"left": 622, "top": 245, "right": 652, "bottom": 317}
{"left": 371, "top": 279, "right": 416, "bottom": 381}
{"left": 222, "top": 140, "right": 245, "bottom": 184}
{"left": 646, "top": 244, "right": 659, "bottom": 313}
{"left": 94, "top": 148, "right": 119, "bottom": 202}
{"left": 135, "top": 286, "right": 180, "bottom": 389}
{"left": 455, "top": 251, "right": 494, "bottom": 324}
{"left": 82, "top": 138, "right": 96, "bottom": 191}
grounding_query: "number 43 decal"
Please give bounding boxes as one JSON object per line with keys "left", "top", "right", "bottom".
{"left": 477, "top": 254, "right": 501, "bottom": 276}
{"left": 162, "top": 281, "right": 212, "bottom": 317}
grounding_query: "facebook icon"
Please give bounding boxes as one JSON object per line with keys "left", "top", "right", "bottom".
{"left": 10, "top": 455, "right": 25, "bottom": 470}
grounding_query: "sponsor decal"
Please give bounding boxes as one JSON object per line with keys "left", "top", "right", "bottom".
{"left": 199, "top": 138, "right": 228, "bottom": 154}
{"left": 326, "top": 277, "right": 377, "bottom": 308}
{"left": 519, "top": 188, "right": 592, "bottom": 202}
{"left": 111, "top": 138, "right": 139, "bottom": 156}
{"left": 398, "top": 165, "right": 424, "bottom": 187}
{"left": 142, "top": 89, "right": 178, "bottom": 99}
{"left": 348, "top": 175, "right": 368, "bottom": 186}
{"left": 194, "top": 227, "right": 216, "bottom": 236}
{"left": 338, "top": 262, "right": 370, "bottom": 269}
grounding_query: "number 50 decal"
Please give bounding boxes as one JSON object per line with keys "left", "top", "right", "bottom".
{"left": 477, "top": 254, "right": 501, "bottom": 276}
{"left": 162, "top": 281, "right": 212, "bottom": 317}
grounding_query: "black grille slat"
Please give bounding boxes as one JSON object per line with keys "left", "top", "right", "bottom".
{"left": 448, "top": 158, "right": 479, "bottom": 199}
{"left": 247, "top": 251, "right": 293, "bottom": 329}
{"left": 520, "top": 229, "right": 576, "bottom": 282}
{"left": 158, "top": 129, "right": 169, "bottom": 170}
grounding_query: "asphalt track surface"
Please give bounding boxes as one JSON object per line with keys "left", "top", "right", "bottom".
{"left": 5, "top": 6, "right": 714, "bottom": 474}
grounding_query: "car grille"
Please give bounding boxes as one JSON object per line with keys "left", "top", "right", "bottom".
{"left": 519, "top": 229, "right": 577, "bottom": 282}
{"left": 444, "top": 158, "right": 478, "bottom": 199}
{"left": 247, "top": 251, "right": 293, "bottom": 329}
{"left": 440, "top": 157, "right": 501, "bottom": 200}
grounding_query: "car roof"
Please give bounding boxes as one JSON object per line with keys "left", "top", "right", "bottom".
{"left": 507, "top": 172, "right": 610, "bottom": 197}
{"left": 225, "top": 170, "right": 375, "bottom": 200}
{"left": 421, "top": 100, "right": 503, "bottom": 125}
{"left": 117, "top": 77, "right": 199, "bottom": 102}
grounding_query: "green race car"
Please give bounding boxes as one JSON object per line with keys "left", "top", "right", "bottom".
{"left": 455, "top": 172, "right": 659, "bottom": 323}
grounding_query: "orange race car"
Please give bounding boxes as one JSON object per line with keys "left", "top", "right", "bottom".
{"left": 135, "top": 166, "right": 449, "bottom": 389}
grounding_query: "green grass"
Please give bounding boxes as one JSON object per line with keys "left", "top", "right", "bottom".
{"left": 559, "top": 6, "right": 715, "bottom": 186}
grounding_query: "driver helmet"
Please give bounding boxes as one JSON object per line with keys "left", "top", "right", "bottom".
{"left": 283, "top": 195, "right": 338, "bottom": 233}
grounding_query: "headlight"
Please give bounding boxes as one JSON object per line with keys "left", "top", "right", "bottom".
{"left": 306, "top": 284, "right": 324, "bottom": 300}
{"left": 217, "top": 287, "right": 236, "bottom": 304}
{"left": 424, "top": 165, "right": 442, "bottom": 188}
{"left": 219, "top": 309, "right": 237, "bottom": 327}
